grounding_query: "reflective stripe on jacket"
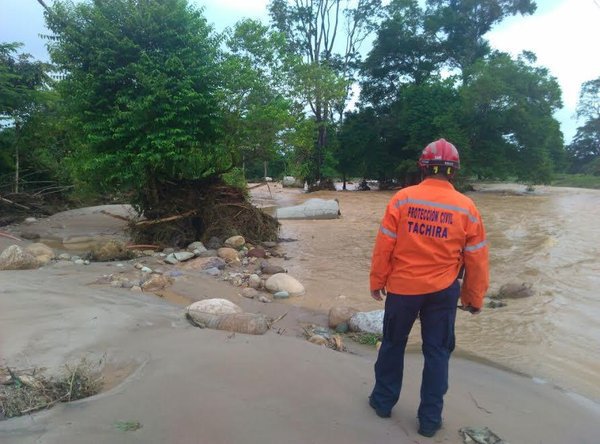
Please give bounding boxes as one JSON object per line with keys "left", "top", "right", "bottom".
{"left": 370, "top": 178, "right": 489, "bottom": 309}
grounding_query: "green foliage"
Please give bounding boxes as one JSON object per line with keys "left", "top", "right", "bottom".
{"left": 551, "top": 173, "right": 600, "bottom": 189}
{"left": 45, "top": 0, "right": 226, "bottom": 207}
{"left": 568, "top": 77, "right": 599, "bottom": 173}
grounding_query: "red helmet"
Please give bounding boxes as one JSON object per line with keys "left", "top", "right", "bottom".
{"left": 418, "top": 138, "right": 460, "bottom": 170}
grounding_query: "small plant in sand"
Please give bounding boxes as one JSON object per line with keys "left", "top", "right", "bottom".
{"left": 0, "top": 358, "right": 102, "bottom": 419}
{"left": 346, "top": 332, "right": 382, "bottom": 347}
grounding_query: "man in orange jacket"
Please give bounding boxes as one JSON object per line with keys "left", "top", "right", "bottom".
{"left": 368, "top": 139, "right": 489, "bottom": 438}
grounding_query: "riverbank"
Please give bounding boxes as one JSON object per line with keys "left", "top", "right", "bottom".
{"left": 1, "top": 188, "right": 599, "bottom": 442}
{"left": 1, "top": 262, "right": 599, "bottom": 443}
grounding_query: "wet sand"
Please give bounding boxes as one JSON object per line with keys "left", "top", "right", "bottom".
{"left": 1, "top": 195, "right": 599, "bottom": 443}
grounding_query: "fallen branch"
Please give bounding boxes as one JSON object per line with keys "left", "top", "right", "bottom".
{"left": 100, "top": 210, "right": 132, "bottom": 222}
{"left": 125, "top": 244, "right": 160, "bottom": 250}
{"left": 0, "top": 195, "right": 30, "bottom": 210}
{"left": 135, "top": 210, "right": 197, "bottom": 227}
{"left": 0, "top": 231, "right": 22, "bottom": 242}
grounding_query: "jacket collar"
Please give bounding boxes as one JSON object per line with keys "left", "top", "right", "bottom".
{"left": 421, "top": 177, "right": 455, "bottom": 190}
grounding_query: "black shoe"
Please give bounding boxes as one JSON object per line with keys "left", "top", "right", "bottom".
{"left": 418, "top": 422, "right": 441, "bottom": 438}
{"left": 368, "top": 396, "right": 391, "bottom": 418}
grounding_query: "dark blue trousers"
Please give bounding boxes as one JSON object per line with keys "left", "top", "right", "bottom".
{"left": 370, "top": 280, "right": 460, "bottom": 428}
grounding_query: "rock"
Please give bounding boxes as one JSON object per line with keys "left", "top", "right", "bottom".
{"left": 173, "top": 251, "right": 195, "bottom": 262}
{"left": 141, "top": 274, "right": 173, "bottom": 292}
{"left": 187, "top": 241, "right": 206, "bottom": 253}
{"left": 282, "top": 176, "right": 302, "bottom": 187}
{"left": 495, "top": 282, "right": 535, "bottom": 299}
{"left": 24, "top": 217, "right": 37, "bottom": 224}
{"left": 165, "top": 270, "right": 183, "bottom": 277}
{"left": 224, "top": 235, "right": 246, "bottom": 249}
{"left": 459, "top": 426, "right": 506, "bottom": 444}
{"left": 0, "top": 245, "right": 40, "bottom": 270}
{"left": 335, "top": 322, "right": 349, "bottom": 334}
{"left": 262, "top": 241, "right": 277, "bottom": 249}
{"left": 74, "top": 259, "right": 85, "bottom": 265}
{"left": 231, "top": 276, "right": 244, "bottom": 287}
{"left": 261, "top": 264, "right": 286, "bottom": 275}
{"left": 141, "top": 266, "right": 152, "bottom": 273}
{"left": 131, "top": 285, "right": 142, "bottom": 292}
{"left": 487, "top": 300, "right": 507, "bottom": 309}
{"left": 186, "top": 299, "right": 243, "bottom": 316}
{"left": 349, "top": 310, "right": 384, "bottom": 334}
{"left": 308, "top": 335, "right": 328, "bottom": 346}
{"left": 248, "top": 274, "right": 262, "bottom": 289}
{"left": 247, "top": 247, "right": 266, "bottom": 258}
{"left": 218, "top": 247, "right": 240, "bottom": 263}
{"left": 180, "top": 256, "right": 226, "bottom": 271}
{"left": 273, "top": 291, "right": 290, "bottom": 299}
{"left": 142, "top": 249, "right": 155, "bottom": 256}
{"left": 197, "top": 249, "right": 218, "bottom": 258}
{"left": 134, "top": 263, "right": 143, "bottom": 269}
{"left": 71, "top": 255, "right": 81, "bottom": 262}
{"left": 58, "top": 253, "right": 71, "bottom": 261}
{"left": 329, "top": 306, "right": 359, "bottom": 328}
{"left": 258, "top": 295, "right": 272, "bottom": 303}
{"left": 206, "top": 237, "right": 222, "bottom": 250}
{"left": 19, "top": 231, "right": 40, "bottom": 240}
{"left": 89, "top": 240, "right": 131, "bottom": 262}
{"left": 275, "top": 198, "right": 340, "bottom": 220}
{"left": 241, "top": 288, "right": 258, "bottom": 299}
{"left": 203, "top": 267, "right": 221, "bottom": 276}
{"left": 163, "top": 248, "right": 175, "bottom": 254}
{"left": 25, "top": 243, "right": 55, "bottom": 265}
{"left": 83, "top": 260, "right": 90, "bottom": 265}
{"left": 165, "top": 254, "right": 179, "bottom": 265}
{"left": 265, "top": 273, "right": 305, "bottom": 296}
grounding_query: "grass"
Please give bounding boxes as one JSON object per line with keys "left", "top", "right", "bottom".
{"left": 346, "top": 332, "right": 382, "bottom": 347}
{"left": 0, "top": 358, "right": 102, "bottom": 419}
{"left": 550, "top": 173, "right": 600, "bottom": 189}
{"left": 115, "top": 420, "right": 142, "bottom": 431}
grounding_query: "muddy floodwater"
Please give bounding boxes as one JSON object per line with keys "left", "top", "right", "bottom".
{"left": 263, "top": 183, "right": 600, "bottom": 403}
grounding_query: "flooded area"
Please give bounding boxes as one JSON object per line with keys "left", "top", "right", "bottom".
{"left": 258, "top": 183, "right": 600, "bottom": 402}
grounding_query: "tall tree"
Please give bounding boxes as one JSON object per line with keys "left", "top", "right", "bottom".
{"left": 268, "top": 0, "right": 382, "bottom": 183}
{"left": 462, "top": 51, "right": 564, "bottom": 181}
{"left": 0, "top": 43, "right": 51, "bottom": 192}
{"left": 221, "top": 19, "right": 297, "bottom": 180}
{"left": 568, "top": 77, "right": 600, "bottom": 173}
{"left": 425, "top": 0, "right": 537, "bottom": 80}
{"left": 44, "top": 0, "right": 225, "bottom": 212}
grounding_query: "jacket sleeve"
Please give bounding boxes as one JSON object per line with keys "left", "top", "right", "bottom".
{"left": 370, "top": 195, "right": 400, "bottom": 291}
{"left": 460, "top": 205, "right": 489, "bottom": 309}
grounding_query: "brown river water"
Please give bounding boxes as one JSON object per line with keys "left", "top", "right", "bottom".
{"left": 256, "top": 183, "right": 600, "bottom": 403}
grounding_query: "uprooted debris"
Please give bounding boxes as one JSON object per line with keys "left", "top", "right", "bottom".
{"left": 459, "top": 426, "right": 508, "bottom": 444}
{"left": 302, "top": 326, "right": 346, "bottom": 352}
{"left": 129, "top": 179, "right": 280, "bottom": 248}
{"left": 0, "top": 359, "right": 102, "bottom": 419}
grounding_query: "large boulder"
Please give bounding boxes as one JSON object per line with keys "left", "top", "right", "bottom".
{"left": 25, "top": 243, "right": 55, "bottom": 266}
{"left": 265, "top": 273, "right": 305, "bottom": 296}
{"left": 275, "top": 198, "right": 340, "bottom": 220}
{"left": 349, "top": 310, "right": 384, "bottom": 334}
{"left": 186, "top": 298, "right": 242, "bottom": 316}
{"left": 89, "top": 240, "right": 131, "bottom": 262}
{"left": 495, "top": 282, "right": 535, "bottom": 299}
{"left": 329, "top": 306, "right": 359, "bottom": 329}
{"left": 282, "top": 176, "right": 303, "bottom": 188}
{"left": 0, "top": 245, "right": 40, "bottom": 270}
{"left": 141, "top": 274, "right": 173, "bottom": 292}
{"left": 224, "top": 235, "right": 246, "bottom": 249}
{"left": 218, "top": 247, "right": 240, "bottom": 263}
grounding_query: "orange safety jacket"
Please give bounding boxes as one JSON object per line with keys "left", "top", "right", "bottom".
{"left": 370, "top": 178, "right": 489, "bottom": 309}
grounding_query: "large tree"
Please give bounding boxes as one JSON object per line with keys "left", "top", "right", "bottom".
{"left": 0, "top": 43, "right": 51, "bottom": 193}
{"left": 568, "top": 77, "right": 600, "bottom": 173}
{"left": 44, "top": 0, "right": 226, "bottom": 212}
{"left": 268, "top": 0, "right": 382, "bottom": 184}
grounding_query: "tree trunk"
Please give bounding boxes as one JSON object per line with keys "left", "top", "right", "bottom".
{"left": 263, "top": 161, "right": 268, "bottom": 181}
{"left": 14, "top": 122, "right": 20, "bottom": 194}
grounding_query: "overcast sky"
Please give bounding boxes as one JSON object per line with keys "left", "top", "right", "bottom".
{"left": 1, "top": 0, "right": 599, "bottom": 142}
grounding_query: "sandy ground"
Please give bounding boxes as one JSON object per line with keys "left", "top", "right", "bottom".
{"left": 1, "top": 206, "right": 599, "bottom": 443}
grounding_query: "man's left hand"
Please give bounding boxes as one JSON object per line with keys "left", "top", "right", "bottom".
{"left": 371, "top": 288, "right": 386, "bottom": 301}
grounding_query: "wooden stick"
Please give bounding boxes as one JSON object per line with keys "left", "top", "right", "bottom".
{"left": 135, "top": 210, "right": 197, "bottom": 226}
{"left": 125, "top": 244, "right": 160, "bottom": 250}
{"left": 0, "top": 195, "right": 30, "bottom": 210}
{"left": 0, "top": 231, "right": 22, "bottom": 242}
{"left": 99, "top": 210, "right": 131, "bottom": 222}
